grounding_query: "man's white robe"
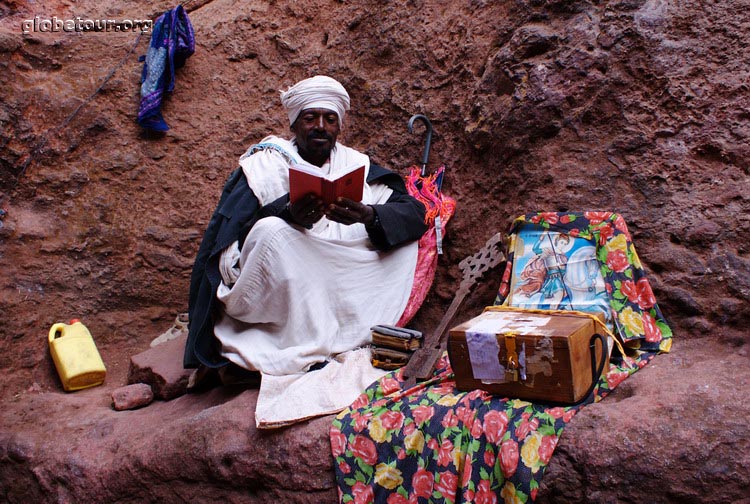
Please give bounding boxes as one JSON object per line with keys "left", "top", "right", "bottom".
{"left": 212, "top": 136, "right": 418, "bottom": 426}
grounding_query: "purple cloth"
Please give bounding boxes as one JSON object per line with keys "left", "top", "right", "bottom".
{"left": 137, "top": 5, "right": 195, "bottom": 132}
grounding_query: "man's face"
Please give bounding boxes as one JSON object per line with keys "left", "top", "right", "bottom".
{"left": 291, "top": 108, "right": 341, "bottom": 167}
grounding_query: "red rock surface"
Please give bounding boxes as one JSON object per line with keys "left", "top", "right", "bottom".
{"left": 0, "top": 339, "right": 746, "bottom": 503}
{"left": 538, "top": 338, "right": 750, "bottom": 504}
{"left": 1, "top": 0, "right": 748, "bottom": 501}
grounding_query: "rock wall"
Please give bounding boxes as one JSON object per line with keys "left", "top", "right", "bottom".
{"left": 0, "top": 0, "right": 749, "bottom": 501}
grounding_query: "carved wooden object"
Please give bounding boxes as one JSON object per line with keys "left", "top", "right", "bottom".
{"left": 401, "top": 232, "right": 506, "bottom": 388}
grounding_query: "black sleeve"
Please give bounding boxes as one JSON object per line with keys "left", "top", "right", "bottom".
{"left": 365, "top": 164, "right": 429, "bottom": 251}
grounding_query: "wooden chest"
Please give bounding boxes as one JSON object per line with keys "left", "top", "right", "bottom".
{"left": 448, "top": 308, "right": 608, "bottom": 404}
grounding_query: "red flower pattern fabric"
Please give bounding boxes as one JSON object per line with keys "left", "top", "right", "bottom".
{"left": 397, "top": 166, "right": 456, "bottom": 326}
{"left": 333, "top": 212, "right": 672, "bottom": 503}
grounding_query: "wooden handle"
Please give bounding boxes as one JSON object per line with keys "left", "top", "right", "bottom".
{"left": 401, "top": 232, "right": 506, "bottom": 385}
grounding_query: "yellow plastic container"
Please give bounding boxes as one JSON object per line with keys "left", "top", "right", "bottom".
{"left": 48, "top": 319, "right": 107, "bottom": 391}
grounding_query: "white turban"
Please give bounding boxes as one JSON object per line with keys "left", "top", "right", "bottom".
{"left": 280, "top": 75, "right": 350, "bottom": 126}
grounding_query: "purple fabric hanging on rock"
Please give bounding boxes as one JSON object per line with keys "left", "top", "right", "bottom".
{"left": 137, "top": 5, "right": 195, "bottom": 132}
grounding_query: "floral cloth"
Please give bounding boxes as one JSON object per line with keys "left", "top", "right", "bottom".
{"left": 332, "top": 212, "right": 672, "bottom": 503}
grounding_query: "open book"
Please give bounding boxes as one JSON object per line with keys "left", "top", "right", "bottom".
{"left": 288, "top": 163, "right": 365, "bottom": 206}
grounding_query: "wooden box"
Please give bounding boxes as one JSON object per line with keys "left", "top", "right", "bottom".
{"left": 448, "top": 308, "right": 608, "bottom": 404}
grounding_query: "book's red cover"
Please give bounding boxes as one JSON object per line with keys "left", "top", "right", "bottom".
{"left": 289, "top": 165, "right": 365, "bottom": 206}
{"left": 326, "top": 165, "right": 365, "bottom": 205}
{"left": 289, "top": 169, "right": 323, "bottom": 204}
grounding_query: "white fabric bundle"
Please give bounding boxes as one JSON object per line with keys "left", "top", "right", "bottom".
{"left": 254, "top": 348, "right": 387, "bottom": 429}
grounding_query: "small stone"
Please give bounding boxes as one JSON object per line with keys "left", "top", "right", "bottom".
{"left": 111, "top": 383, "right": 154, "bottom": 411}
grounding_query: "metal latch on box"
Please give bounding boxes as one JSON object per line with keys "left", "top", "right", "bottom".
{"left": 503, "top": 332, "right": 523, "bottom": 382}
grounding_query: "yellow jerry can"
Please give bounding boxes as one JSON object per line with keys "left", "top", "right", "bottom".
{"left": 48, "top": 319, "right": 107, "bottom": 391}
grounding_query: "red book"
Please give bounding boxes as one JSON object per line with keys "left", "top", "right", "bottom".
{"left": 288, "top": 163, "right": 365, "bottom": 206}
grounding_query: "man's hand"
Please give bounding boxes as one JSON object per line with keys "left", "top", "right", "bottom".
{"left": 326, "top": 197, "right": 375, "bottom": 226}
{"left": 288, "top": 193, "right": 325, "bottom": 227}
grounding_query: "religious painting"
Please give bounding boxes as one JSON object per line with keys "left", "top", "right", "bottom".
{"left": 506, "top": 226, "right": 613, "bottom": 329}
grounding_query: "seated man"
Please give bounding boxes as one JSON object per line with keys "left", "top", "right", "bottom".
{"left": 184, "top": 75, "right": 428, "bottom": 379}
